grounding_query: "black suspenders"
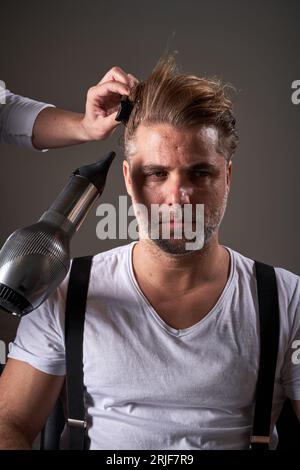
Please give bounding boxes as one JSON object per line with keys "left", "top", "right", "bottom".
{"left": 250, "top": 261, "right": 280, "bottom": 449}
{"left": 65, "top": 256, "right": 93, "bottom": 450}
{"left": 64, "top": 257, "right": 280, "bottom": 450}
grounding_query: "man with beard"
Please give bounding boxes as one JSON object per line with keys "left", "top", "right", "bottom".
{"left": 0, "top": 56, "right": 299, "bottom": 450}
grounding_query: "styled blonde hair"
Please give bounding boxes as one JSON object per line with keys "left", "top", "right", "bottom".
{"left": 124, "top": 55, "right": 238, "bottom": 162}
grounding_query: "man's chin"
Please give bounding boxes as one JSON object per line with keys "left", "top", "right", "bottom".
{"left": 151, "top": 238, "right": 202, "bottom": 256}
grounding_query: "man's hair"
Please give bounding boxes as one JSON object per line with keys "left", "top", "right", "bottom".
{"left": 124, "top": 55, "right": 239, "bottom": 163}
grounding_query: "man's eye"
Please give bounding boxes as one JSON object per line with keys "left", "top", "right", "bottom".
{"left": 192, "top": 170, "right": 210, "bottom": 177}
{"left": 146, "top": 171, "right": 167, "bottom": 178}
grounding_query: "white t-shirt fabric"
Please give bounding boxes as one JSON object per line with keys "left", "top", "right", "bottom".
{"left": 7, "top": 241, "right": 300, "bottom": 450}
{"left": 0, "top": 88, "right": 54, "bottom": 150}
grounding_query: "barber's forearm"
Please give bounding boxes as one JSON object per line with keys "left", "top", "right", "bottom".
{"left": 0, "top": 422, "right": 32, "bottom": 450}
{"left": 32, "top": 107, "right": 90, "bottom": 150}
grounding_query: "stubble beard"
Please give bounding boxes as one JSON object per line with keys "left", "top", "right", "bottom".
{"left": 135, "top": 191, "right": 229, "bottom": 256}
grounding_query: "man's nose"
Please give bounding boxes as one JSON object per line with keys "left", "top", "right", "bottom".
{"left": 166, "top": 175, "right": 192, "bottom": 205}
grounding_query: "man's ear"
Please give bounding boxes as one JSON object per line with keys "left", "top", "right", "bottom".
{"left": 226, "top": 160, "right": 232, "bottom": 192}
{"left": 123, "top": 159, "right": 132, "bottom": 197}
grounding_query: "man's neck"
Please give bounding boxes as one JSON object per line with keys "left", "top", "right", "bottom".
{"left": 132, "top": 235, "right": 230, "bottom": 295}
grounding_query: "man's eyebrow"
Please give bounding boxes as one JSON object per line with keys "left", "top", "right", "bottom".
{"left": 187, "top": 162, "right": 217, "bottom": 170}
{"left": 141, "top": 164, "right": 170, "bottom": 171}
{"left": 141, "top": 162, "right": 217, "bottom": 171}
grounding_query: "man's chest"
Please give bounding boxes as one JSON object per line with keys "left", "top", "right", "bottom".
{"left": 83, "top": 297, "right": 260, "bottom": 410}
{"left": 136, "top": 281, "right": 228, "bottom": 330}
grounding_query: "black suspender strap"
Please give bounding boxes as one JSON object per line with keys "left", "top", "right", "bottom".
{"left": 65, "top": 255, "right": 93, "bottom": 450}
{"left": 250, "top": 261, "right": 280, "bottom": 450}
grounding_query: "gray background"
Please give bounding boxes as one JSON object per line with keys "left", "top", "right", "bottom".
{"left": 0, "top": 0, "right": 299, "bottom": 348}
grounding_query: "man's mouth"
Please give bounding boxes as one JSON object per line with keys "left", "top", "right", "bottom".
{"left": 159, "top": 220, "right": 196, "bottom": 225}
{"left": 159, "top": 215, "right": 196, "bottom": 223}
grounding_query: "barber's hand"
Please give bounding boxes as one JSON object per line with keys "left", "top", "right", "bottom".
{"left": 80, "top": 66, "right": 138, "bottom": 141}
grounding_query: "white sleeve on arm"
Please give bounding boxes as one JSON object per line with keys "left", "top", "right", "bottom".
{"left": 0, "top": 89, "right": 55, "bottom": 151}
{"left": 280, "top": 275, "right": 300, "bottom": 401}
{"left": 7, "top": 279, "right": 68, "bottom": 376}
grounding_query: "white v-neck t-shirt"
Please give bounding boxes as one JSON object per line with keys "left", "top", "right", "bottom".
{"left": 8, "top": 242, "right": 300, "bottom": 450}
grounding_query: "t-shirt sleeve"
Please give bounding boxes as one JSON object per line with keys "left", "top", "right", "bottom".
{"left": 7, "top": 279, "right": 67, "bottom": 376}
{"left": 0, "top": 88, "right": 55, "bottom": 150}
{"left": 278, "top": 270, "right": 300, "bottom": 401}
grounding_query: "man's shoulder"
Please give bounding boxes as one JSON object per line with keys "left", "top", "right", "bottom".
{"left": 274, "top": 265, "right": 300, "bottom": 304}
{"left": 91, "top": 242, "right": 134, "bottom": 270}
{"left": 51, "top": 242, "right": 135, "bottom": 310}
{"left": 57, "top": 242, "right": 134, "bottom": 290}
{"left": 227, "top": 245, "right": 300, "bottom": 302}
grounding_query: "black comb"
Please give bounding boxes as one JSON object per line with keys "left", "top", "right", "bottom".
{"left": 115, "top": 96, "right": 134, "bottom": 125}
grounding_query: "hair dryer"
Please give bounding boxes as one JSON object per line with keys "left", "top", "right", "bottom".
{"left": 0, "top": 151, "right": 115, "bottom": 317}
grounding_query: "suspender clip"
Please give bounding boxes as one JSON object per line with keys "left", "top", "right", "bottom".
{"left": 250, "top": 435, "right": 270, "bottom": 444}
{"left": 67, "top": 418, "right": 87, "bottom": 429}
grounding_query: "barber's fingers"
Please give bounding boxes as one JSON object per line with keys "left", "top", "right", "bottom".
{"left": 97, "top": 66, "right": 139, "bottom": 88}
{"left": 81, "top": 71, "right": 139, "bottom": 140}
{"left": 127, "top": 73, "right": 139, "bottom": 88}
{"left": 87, "top": 80, "right": 132, "bottom": 102}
